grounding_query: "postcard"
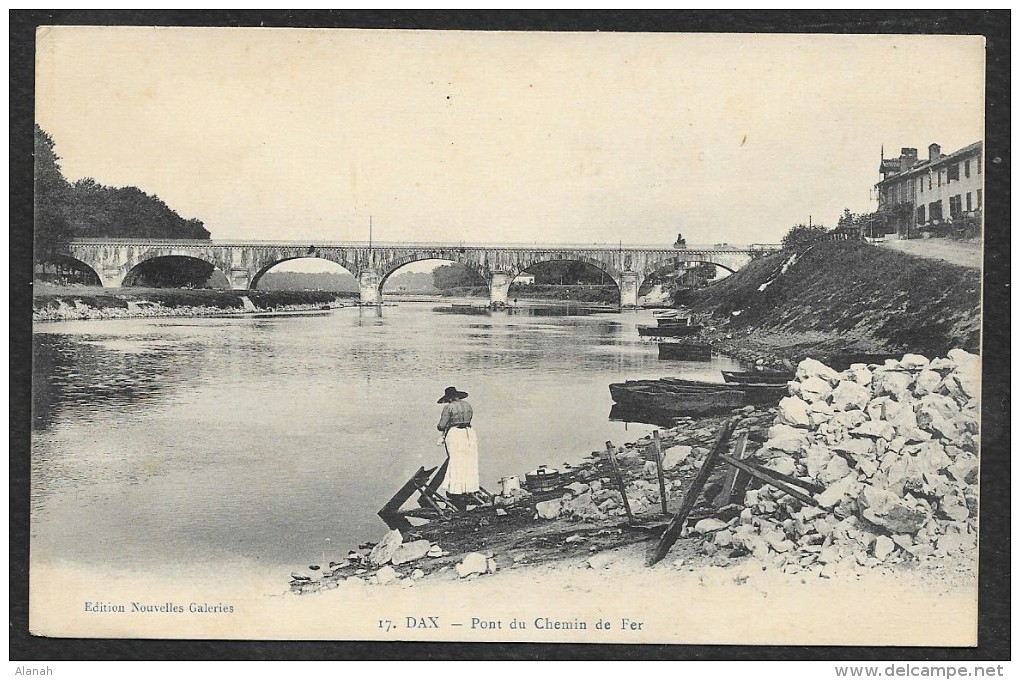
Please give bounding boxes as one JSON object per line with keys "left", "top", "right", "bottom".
{"left": 29, "top": 26, "right": 986, "bottom": 646}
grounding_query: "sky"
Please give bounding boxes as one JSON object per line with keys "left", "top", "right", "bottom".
{"left": 36, "top": 28, "right": 984, "bottom": 248}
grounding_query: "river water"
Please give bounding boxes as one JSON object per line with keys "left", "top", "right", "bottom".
{"left": 31, "top": 302, "right": 741, "bottom": 583}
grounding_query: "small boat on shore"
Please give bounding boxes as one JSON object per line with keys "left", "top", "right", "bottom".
{"left": 637, "top": 324, "right": 703, "bottom": 337}
{"left": 609, "top": 377, "right": 787, "bottom": 415}
{"left": 722, "top": 370, "right": 795, "bottom": 385}
{"left": 610, "top": 380, "right": 746, "bottom": 415}
{"left": 658, "top": 342, "right": 713, "bottom": 361}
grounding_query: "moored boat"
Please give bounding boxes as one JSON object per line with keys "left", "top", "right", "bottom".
{"left": 637, "top": 324, "right": 703, "bottom": 337}
{"left": 658, "top": 342, "right": 712, "bottom": 360}
{"left": 722, "top": 370, "right": 795, "bottom": 385}
{"left": 609, "top": 380, "right": 746, "bottom": 414}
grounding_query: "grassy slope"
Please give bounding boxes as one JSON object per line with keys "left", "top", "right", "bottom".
{"left": 689, "top": 241, "right": 982, "bottom": 356}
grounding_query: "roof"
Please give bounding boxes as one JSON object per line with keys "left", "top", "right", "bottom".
{"left": 876, "top": 141, "right": 982, "bottom": 187}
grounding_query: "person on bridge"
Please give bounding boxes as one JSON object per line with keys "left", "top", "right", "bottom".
{"left": 435, "top": 386, "right": 480, "bottom": 506}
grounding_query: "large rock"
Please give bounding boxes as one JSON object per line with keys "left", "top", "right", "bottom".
{"left": 796, "top": 358, "right": 841, "bottom": 385}
{"left": 912, "top": 369, "right": 943, "bottom": 397}
{"left": 535, "top": 499, "right": 563, "bottom": 520}
{"left": 817, "top": 454, "right": 851, "bottom": 485}
{"left": 391, "top": 540, "right": 432, "bottom": 566}
{"left": 456, "top": 552, "right": 490, "bottom": 578}
{"left": 562, "top": 492, "right": 605, "bottom": 521}
{"left": 564, "top": 481, "right": 591, "bottom": 496}
{"left": 873, "top": 370, "right": 913, "bottom": 400}
{"left": 777, "top": 396, "right": 812, "bottom": 427}
{"left": 693, "top": 518, "right": 729, "bottom": 533}
{"left": 857, "top": 486, "right": 931, "bottom": 534}
{"left": 368, "top": 529, "right": 403, "bottom": 566}
{"left": 764, "top": 455, "right": 798, "bottom": 477}
{"left": 831, "top": 380, "right": 872, "bottom": 412}
{"left": 947, "top": 348, "right": 980, "bottom": 377}
{"left": 799, "top": 376, "right": 834, "bottom": 403}
{"left": 374, "top": 566, "right": 398, "bottom": 585}
{"left": 817, "top": 473, "right": 858, "bottom": 509}
{"left": 661, "top": 445, "right": 693, "bottom": 470}
{"left": 804, "top": 444, "right": 834, "bottom": 480}
{"left": 872, "top": 535, "right": 896, "bottom": 560}
{"left": 899, "top": 353, "right": 930, "bottom": 371}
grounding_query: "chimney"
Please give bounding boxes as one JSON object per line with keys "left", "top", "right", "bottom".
{"left": 928, "top": 143, "right": 942, "bottom": 161}
{"left": 899, "top": 147, "right": 918, "bottom": 172}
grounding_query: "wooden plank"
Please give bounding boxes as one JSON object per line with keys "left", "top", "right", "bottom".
{"left": 713, "top": 432, "right": 749, "bottom": 509}
{"left": 423, "top": 459, "right": 450, "bottom": 497}
{"left": 648, "top": 418, "right": 735, "bottom": 566}
{"left": 604, "top": 441, "right": 634, "bottom": 523}
{"left": 718, "top": 453, "right": 820, "bottom": 507}
{"left": 737, "top": 461, "right": 825, "bottom": 496}
{"left": 652, "top": 430, "right": 669, "bottom": 515}
{"left": 379, "top": 466, "right": 435, "bottom": 517}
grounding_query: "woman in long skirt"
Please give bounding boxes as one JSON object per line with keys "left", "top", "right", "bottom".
{"left": 436, "top": 386, "right": 480, "bottom": 501}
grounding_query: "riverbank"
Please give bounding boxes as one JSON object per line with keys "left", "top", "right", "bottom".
{"left": 278, "top": 349, "right": 978, "bottom": 644}
{"left": 684, "top": 240, "right": 982, "bottom": 368}
{"left": 32, "top": 285, "right": 358, "bottom": 322}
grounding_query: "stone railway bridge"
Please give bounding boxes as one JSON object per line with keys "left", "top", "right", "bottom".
{"left": 61, "top": 239, "right": 779, "bottom": 307}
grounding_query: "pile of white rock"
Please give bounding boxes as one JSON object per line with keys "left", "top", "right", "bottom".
{"left": 691, "top": 350, "right": 980, "bottom": 576}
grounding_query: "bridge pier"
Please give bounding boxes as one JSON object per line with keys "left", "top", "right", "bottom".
{"left": 359, "top": 269, "right": 382, "bottom": 305}
{"left": 619, "top": 271, "right": 642, "bottom": 308}
{"left": 489, "top": 271, "right": 512, "bottom": 308}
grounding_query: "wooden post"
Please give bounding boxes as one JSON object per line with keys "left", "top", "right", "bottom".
{"left": 713, "top": 432, "right": 749, "bottom": 509}
{"left": 652, "top": 430, "right": 669, "bottom": 515}
{"left": 648, "top": 419, "right": 735, "bottom": 566}
{"left": 718, "top": 454, "right": 821, "bottom": 506}
{"left": 604, "top": 441, "right": 634, "bottom": 523}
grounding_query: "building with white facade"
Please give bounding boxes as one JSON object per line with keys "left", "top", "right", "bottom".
{"left": 875, "top": 141, "right": 983, "bottom": 239}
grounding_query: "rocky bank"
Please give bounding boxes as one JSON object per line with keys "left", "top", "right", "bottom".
{"left": 289, "top": 349, "right": 980, "bottom": 593}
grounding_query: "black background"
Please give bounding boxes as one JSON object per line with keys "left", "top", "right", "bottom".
{"left": 9, "top": 10, "right": 1011, "bottom": 661}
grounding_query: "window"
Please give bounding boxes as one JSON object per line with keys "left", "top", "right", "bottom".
{"left": 928, "top": 174, "right": 932, "bottom": 190}
{"left": 977, "top": 155, "right": 981, "bottom": 174}
{"left": 919, "top": 177, "right": 924, "bottom": 194}
{"left": 965, "top": 160, "right": 971, "bottom": 178}
{"left": 929, "top": 200, "right": 943, "bottom": 222}
{"left": 916, "top": 205, "right": 925, "bottom": 224}
{"left": 947, "top": 163, "right": 960, "bottom": 182}
{"left": 977, "top": 189, "right": 982, "bottom": 208}
{"left": 937, "top": 170, "right": 942, "bottom": 187}
{"left": 949, "top": 195, "right": 963, "bottom": 217}
{"left": 966, "top": 193, "right": 972, "bottom": 211}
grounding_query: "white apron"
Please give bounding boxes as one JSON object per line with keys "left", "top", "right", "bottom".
{"left": 443, "top": 426, "right": 480, "bottom": 494}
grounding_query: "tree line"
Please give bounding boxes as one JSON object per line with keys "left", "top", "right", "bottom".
{"left": 34, "top": 125, "right": 209, "bottom": 261}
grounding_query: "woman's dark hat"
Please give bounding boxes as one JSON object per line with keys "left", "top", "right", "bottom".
{"left": 438, "top": 386, "right": 469, "bottom": 403}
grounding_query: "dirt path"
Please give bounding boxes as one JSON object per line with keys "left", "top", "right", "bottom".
{"left": 874, "top": 238, "right": 982, "bottom": 269}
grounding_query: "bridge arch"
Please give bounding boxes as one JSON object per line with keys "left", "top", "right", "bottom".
{"left": 249, "top": 256, "right": 358, "bottom": 291}
{"left": 516, "top": 254, "right": 623, "bottom": 283}
{"left": 642, "top": 253, "right": 738, "bottom": 276}
{"left": 122, "top": 255, "right": 230, "bottom": 289}
{"left": 34, "top": 254, "right": 102, "bottom": 286}
{"left": 378, "top": 254, "right": 489, "bottom": 289}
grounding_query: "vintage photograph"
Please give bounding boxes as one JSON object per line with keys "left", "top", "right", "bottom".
{"left": 27, "top": 24, "right": 988, "bottom": 647}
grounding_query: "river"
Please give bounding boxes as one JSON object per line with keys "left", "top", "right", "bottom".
{"left": 31, "top": 302, "right": 742, "bottom": 584}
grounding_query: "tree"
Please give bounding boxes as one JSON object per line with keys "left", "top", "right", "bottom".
{"left": 34, "top": 125, "right": 72, "bottom": 258}
{"left": 781, "top": 223, "right": 829, "bottom": 250}
{"left": 33, "top": 125, "right": 211, "bottom": 265}
{"left": 432, "top": 264, "right": 485, "bottom": 290}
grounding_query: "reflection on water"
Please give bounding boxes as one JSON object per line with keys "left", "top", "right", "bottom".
{"left": 31, "top": 304, "right": 742, "bottom": 578}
